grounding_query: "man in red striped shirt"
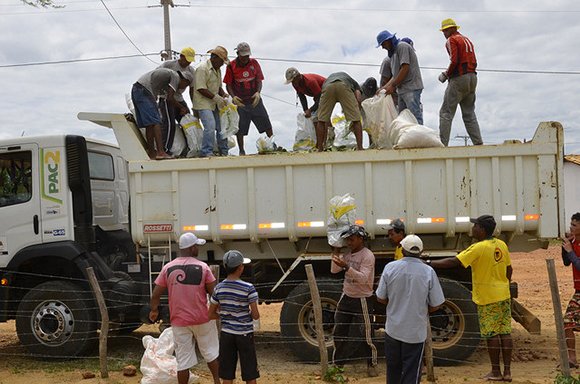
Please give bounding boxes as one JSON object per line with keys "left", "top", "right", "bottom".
{"left": 438, "top": 18, "right": 483, "bottom": 147}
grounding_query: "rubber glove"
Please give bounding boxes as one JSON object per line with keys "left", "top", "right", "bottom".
{"left": 251, "top": 92, "right": 261, "bottom": 107}
{"left": 438, "top": 72, "right": 448, "bottom": 83}
{"left": 212, "top": 94, "right": 227, "bottom": 109}
{"left": 232, "top": 96, "right": 245, "bottom": 107}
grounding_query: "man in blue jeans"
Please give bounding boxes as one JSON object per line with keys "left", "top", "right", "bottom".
{"left": 193, "top": 45, "right": 230, "bottom": 157}
{"left": 376, "top": 30, "right": 424, "bottom": 124}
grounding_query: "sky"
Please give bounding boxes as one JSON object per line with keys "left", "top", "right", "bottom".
{"left": 1, "top": 0, "right": 579, "bottom": 155}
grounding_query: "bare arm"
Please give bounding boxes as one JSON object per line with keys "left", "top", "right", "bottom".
{"left": 208, "top": 302, "right": 220, "bottom": 320}
{"left": 429, "top": 256, "right": 463, "bottom": 269}
{"left": 506, "top": 265, "right": 513, "bottom": 281}
{"left": 376, "top": 297, "right": 388, "bottom": 305}
{"left": 206, "top": 280, "right": 217, "bottom": 296}
{"left": 149, "top": 284, "right": 166, "bottom": 322}
{"left": 428, "top": 304, "right": 442, "bottom": 313}
{"left": 382, "top": 63, "right": 410, "bottom": 95}
{"left": 250, "top": 301, "right": 260, "bottom": 320}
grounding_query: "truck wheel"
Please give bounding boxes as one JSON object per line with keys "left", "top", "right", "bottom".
{"left": 280, "top": 279, "right": 342, "bottom": 362}
{"left": 431, "top": 278, "right": 480, "bottom": 366}
{"left": 16, "top": 281, "right": 97, "bottom": 358}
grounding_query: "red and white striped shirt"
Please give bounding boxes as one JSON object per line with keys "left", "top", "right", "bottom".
{"left": 445, "top": 31, "right": 477, "bottom": 78}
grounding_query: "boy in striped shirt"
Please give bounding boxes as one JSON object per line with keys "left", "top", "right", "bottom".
{"left": 209, "top": 250, "right": 260, "bottom": 384}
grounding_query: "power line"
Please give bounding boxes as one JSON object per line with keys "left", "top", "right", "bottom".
{"left": 0, "top": 53, "right": 159, "bottom": 68}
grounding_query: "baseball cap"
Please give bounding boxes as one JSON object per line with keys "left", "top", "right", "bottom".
{"left": 340, "top": 225, "right": 369, "bottom": 239}
{"left": 376, "top": 30, "right": 396, "bottom": 48}
{"left": 470, "top": 215, "right": 496, "bottom": 234}
{"left": 385, "top": 218, "right": 405, "bottom": 232}
{"left": 235, "top": 42, "right": 251, "bottom": 56}
{"left": 401, "top": 37, "right": 414, "bottom": 47}
{"left": 208, "top": 45, "right": 229, "bottom": 64}
{"left": 180, "top": 47, "right": 196, "bottom": 63}
{"left": 223, "top": 250, "right": 251, "bottom": 268}
{"left": 284, "top": 67, "right": 300, "bottom": 84}
{"left": 400, "top": 234, "right": 423, "bottom": 255}
{"left": 440, "top": 18, "right": 460, "bottom": 31}
{"left": 179, "top": 232, "right": 206, "bottom": 249}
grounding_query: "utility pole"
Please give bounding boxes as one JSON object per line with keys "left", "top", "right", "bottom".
{"left": 455, "top": 135, "right": 471, "bottom": 146}
{"left": 160, "top": 0, "right": 174, "bottom": 61}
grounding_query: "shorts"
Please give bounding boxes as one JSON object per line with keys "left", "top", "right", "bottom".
{"left": 131, "top": 82, "right": 162, "bottom": 128}
{"left": 477, "top": 299, "right": 512, "bottom": 338}
{"left": 317, "top": 80, "right": 361, "bottom": 123}
{"left": 172, "top": 321, "right": 219, "bottom": 371}
{"left": 219, "top": 331, "right": 260, "bottom": 381}
{"left": 564, "top": 292, "right": 580, "bottom": 330}
{"left": 237, "top": 99, "right": 272, "bottom": 136}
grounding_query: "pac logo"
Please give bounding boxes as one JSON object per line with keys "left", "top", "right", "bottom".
{"left": 494, "top": 247, "right": 503, "bottom": 262}
{"left": 41, "top": 148, "right": 63, "bottom": 204}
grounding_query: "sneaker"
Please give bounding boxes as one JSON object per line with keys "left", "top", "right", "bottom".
{"left": 367, "top": 364, "right": 378, "bottom": 377}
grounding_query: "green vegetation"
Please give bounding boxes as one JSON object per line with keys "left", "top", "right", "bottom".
{"left": 555, "top": 374, "right": 580, "bottom": 384}
{"left": 324, "top": 365, "right": 347, "bottom": 383}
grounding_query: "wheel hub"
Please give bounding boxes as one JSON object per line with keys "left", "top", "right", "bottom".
{"left": 31, "top": 300, "right": 74, "bottom": 346}
{"left": 298, "top": 299, "right": 337, "bottom": 347}
{"left": 430, "top": 301, "right": 464, "bottom": 349}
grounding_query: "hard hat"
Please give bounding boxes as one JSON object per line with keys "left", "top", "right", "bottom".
{"left": 376, "top": 30, "right": 396, "bottom": 48}
{"left": 440, "top": 18, "right": 460, "bottom": 31}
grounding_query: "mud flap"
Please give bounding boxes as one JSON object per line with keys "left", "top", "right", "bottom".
{"left": 512, "top": 298, "right": 541, "bottom": 335}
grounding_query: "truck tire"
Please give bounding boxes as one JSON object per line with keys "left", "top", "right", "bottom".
{"left": 16, "top": 281, "right": 97, "bottom": 358}
{"left": 280, "top": 278, "right": 342, "bottom": 362}
{"left": 431, "top": 278, "right": 480, "bottom": 366}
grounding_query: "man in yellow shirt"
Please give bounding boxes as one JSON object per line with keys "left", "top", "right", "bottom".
{"left": 430, "top": 215, "right": 513, "bottom": 382}
{"left": 386, "top": 218, "right": 406, "bottom": 260}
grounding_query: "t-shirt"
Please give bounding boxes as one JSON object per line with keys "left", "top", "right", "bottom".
{"left": 293, "top": 73, "right": 326, "bottom": 98}
{"left": 193, "top": 59, "right": 223, "bottom": 110}
{"left": 456, "top": 238, "right": 511, "bottom": 305}
{"left": 154, "top": 257, "right": 216, "bottom": 326}
{"left": 379, "top": 56, "right": 392, "bottom": 80}
{"left": 390, "top": 41, "right": 423, "bottom": 94}
{"left": 223, "top": 58, "right": 264, "bottom": 104}
{"left": 376, "top": 257, "right": 445, "bottom": 343}
{"left": 393, "top": 245, "right": 403, "bottom": 261}
{"left": 570, "top": 240, "right": 580, "bottom": 290}
{"left": 330, "top": 247, "right": 375, "bottom": 298}
{"left": 323, "top": 72, "right": 362, "bottom": 93}
{"left": 445, "top": 31, "right": 477, "bottom": 78}
{"left": 137, "top": 68, "right": 180, "bottom": 98}
{"left": 210, "top": 278, "right": 258, "bottom": 335}
{"left": 158, "top": 60, "right": 195, "bottom": 102}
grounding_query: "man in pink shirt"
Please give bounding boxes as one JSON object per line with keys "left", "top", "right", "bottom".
{"left": 331, "top": 225, "right": 378, "bottom": 377}
{"left": 149, "top": 233, "right": 220, "bottom": 384}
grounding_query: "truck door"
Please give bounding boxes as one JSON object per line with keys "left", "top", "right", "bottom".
{"left": 0, "top": 144, "right": 41, "bottom": 268}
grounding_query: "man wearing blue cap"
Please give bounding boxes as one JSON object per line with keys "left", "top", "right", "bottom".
{"left": 376, "top": 30, "right": 424, "bottom": 124}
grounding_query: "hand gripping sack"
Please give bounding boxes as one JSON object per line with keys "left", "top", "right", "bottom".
{"left": 180, "top": 114, "right": 204, "bottom": 158}
{"left": 327, "top": 193, "right": 357, "bottom": 248}
{"left": 293, "top": 113, "right": 316, "bottom": 152}
{"left": 361, "top": 93, "right": 398, "bottom": 149}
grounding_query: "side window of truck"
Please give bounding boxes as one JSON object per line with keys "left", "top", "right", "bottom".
{"left": 88, "top": 151, "right": 114, "bottom": 181}
{"left": 0, "top": 151, "right": 32, "bottom": 207}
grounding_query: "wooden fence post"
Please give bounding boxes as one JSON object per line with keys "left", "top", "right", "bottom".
{"left": 425, "top": 320, "right": 436, "bottom": 383}
{"left": 86, "top": 267, "right": 109, "bottom": 378}
{"left": 305, "top": 264, "right": 328, "bottom": 377}
{"left": 546, "top": 258, "right": 571, "bottom": 377}
{"left": 210, "top": 265, "right": 221, "bottom": 332}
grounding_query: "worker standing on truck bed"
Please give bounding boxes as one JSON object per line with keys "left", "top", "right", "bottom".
{"left": 429, "top": 215, "right": 513, "bottom": 382}
{"left": 561, "top": 212, "right": 580, "bottom": 369}
{"left": 379, "top": 37, "right": 414, "bottom": 109}
{"left": 316, "top": 72, "right": 364, "bottom": 151}
{"left": 438, "top": 18, "right": 483, "bottom": 146}
{"left": 224, "top": 42, "right": 274, "bottom": 156}
{"left": 131, "top": 68, "right": 191, "bottom": 160}
{"left": 149, "top": 233, "right": 221, "bottom": 384}
{"left": 157, "top": 47, "right": 196, "bottom": 155}
{"left": 376, "top": 29, "right": 424, "bottom": 124}
{"left": 285, "top": 67, "right": 326, "bottom": 123}
{"left": 376, "top": 235, "right": 445, "bottom": 384}
{"left": 330, "top": 225, "right": 378, "bottom": 377}
{"left": 194, "top": 46, "right": 230, "bottom": 157}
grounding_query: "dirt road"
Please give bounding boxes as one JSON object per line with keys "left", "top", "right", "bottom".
{"left": 0, "top": 246, "right": 576, "bottom": 383}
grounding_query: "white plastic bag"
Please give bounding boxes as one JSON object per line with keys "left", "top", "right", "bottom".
{"left": 180, "top": 114, "right": 204, "bottom": 158}
{"left": 293, "top": 113, "right": 317, "bottom": 152}
{"left": 125, "top": 93, "right": 135, "bottom": 115}
{"left": 170, "top": 125, "right": 187, "bottom": 157}
{"left": 390, "top": 109, "right": 444, "bottom": 149}
{"left": 327, "top": 194, "right": 357, "bottom": 248}
{"left": 140, "top": 328, "right": 199, "bottom": 384}
{"left": 219, "top": 100, "right": 239, "bottom": 139}
{"left": 256, "top": 134, "right": 276, "bottom": 154}
{"left": 331, "top": 114, "right": 356, "bottom": 150}
{"left": 361, "top": 93, "right": 398, "bottom": 149}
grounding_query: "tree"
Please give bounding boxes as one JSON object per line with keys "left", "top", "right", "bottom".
{"left": 21, "top": 0, "right": 63, "bottom": 8}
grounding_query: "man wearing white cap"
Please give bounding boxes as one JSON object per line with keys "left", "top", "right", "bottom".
{"left": 157, "top": 47, "right": 196, "bottom": 155}
{"left": 224, "top": 42, "right": 274, "bottom": 155}
{"left": 149, "top": 233, "right": 220, "bottom": 384}
{"left": 376, "top": 235, "right": 445, "bottom": 384}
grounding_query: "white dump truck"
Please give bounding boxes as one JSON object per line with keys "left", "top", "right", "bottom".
{"left": 0, "top": 112, "right": 564, "bottom": 363}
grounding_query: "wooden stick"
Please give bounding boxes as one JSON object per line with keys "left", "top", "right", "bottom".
{"left": 305, "top": 264, "right": 328, "bottom": 376}
{"left": 425, "top": 319, "right": 436, "bottom": 383}
{"left": 546, "top": 258, "right": 571, "bottom": 377}
{"left": 210, "top": 264, "right": 221, "bottom": 332}
{"left": 86, "top": 267, "right": 109, "bottom": 379}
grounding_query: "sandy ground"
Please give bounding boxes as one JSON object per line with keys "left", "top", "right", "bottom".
{"left": 0, "top": 246, "right": 578, "bottom": 383}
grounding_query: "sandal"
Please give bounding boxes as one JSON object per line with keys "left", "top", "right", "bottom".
{"left": 503, "top": 374, "right": 512, "bottom": 382}
{"left": 482, "top": 373, "right": 504, "bottom": 381}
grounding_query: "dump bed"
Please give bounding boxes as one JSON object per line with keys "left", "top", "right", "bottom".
{"left": 79, "top": 113, "right": 565, "bottom": 255}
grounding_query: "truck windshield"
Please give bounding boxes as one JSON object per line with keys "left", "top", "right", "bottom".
{"left": 0, "top": 151, "right": 32, "bottom": 207}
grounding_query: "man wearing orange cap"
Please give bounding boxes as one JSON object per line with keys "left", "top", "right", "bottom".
{"left": 438, "top": 18, "right": 483, "bottom": 146}
{"left": 157, "top": 47, "right": 196, "bottom": 155}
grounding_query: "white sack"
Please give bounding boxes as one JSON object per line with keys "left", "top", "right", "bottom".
{"left": 390, "top": 109, "right": 444, "bottom": 149}
{"left": 327, "top": 194, "right": 357, "bottom": 248}
{"left": 361, "top": 93, "right": 398, "bottom": 149}
{"left": 332, "top": 114, "right": 356, "bottom": 150}
{"left": 293, "top": 113, "right": 317, "bottom": 152}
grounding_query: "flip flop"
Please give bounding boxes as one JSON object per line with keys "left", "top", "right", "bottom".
{"left": 155, "top": 154, "right": 174, "bottom": 160}
{"left": 503, "top": 374, "right": 512, "bottom": 382}
{"left": 482, "top": 373, "right": 504, "bottom": 381}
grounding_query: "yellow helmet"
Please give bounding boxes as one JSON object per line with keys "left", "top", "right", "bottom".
{"left": 440, "top": 18, "right": 460, "bottom": 31}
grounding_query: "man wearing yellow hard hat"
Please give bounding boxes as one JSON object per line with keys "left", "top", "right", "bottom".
{"left": 438, "top": 18, "right": 483, "bottom": 147}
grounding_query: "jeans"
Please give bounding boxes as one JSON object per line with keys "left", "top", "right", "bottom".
{"left": 384, "top": 333, "right": 424, "bottom": 384}
{"left": 439, "top": 73, "right": 482, "bottom": 146}
{"left": 398, "top": 89, "right": 423, "bottom": 125}
{"left": 197, "top": 108, "right": 229, "bottom": 157}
